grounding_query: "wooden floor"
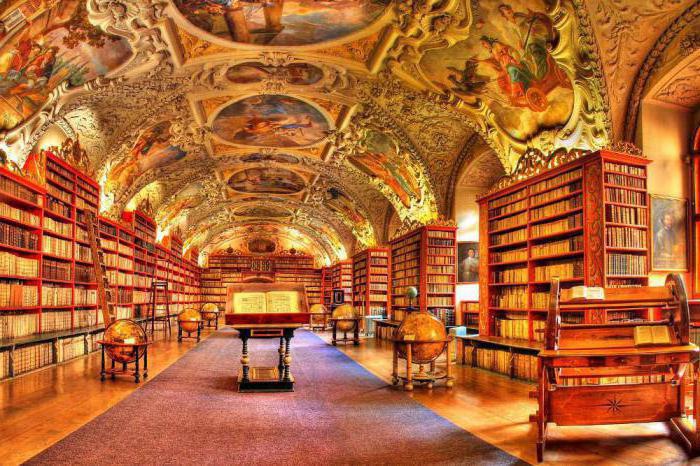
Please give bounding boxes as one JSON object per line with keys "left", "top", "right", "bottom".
{"left": 0, "top": 328, "right": 698, "bottom": 465}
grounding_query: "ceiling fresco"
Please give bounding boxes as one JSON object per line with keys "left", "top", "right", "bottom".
{"left": 0, "top": 0, "right": 693, "bottom": 264}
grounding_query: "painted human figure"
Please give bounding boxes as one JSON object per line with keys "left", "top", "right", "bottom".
{"left": 655, "top": 211, "right": 677, "bottom": 260}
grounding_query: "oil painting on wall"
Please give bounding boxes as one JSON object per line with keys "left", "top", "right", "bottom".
{"left": 227, "top": 63, "right": 323, "bottom": 85}
{"left": 227, "top": 167, "right": 305, "bottom": 194}
{"left": 0, "top": 1, "right": 132, "bottom": 131}
{"left": 108, "top": 121, "right": 187, "bottom": 187}
{"left": 458, "top": 242, "right": 479, "bottom": 283}
{"left": 650, "top": 195, "right": 688, "bottom": 271}
{"left": 174, "top": 0, "right": 388, "bottom": 46}
{"left": 350, "top": 130, "right": 421, "bottom": 208}
{"left": 213, "top": 95, "right": 329, "bottom": 148}
{"left": 419, "top": 0, "right": 573, "bottom": 142}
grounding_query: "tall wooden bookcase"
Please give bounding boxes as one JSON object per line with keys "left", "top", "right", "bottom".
{"left": 390, "top": 225, "right": 457, "bottom": 324}
{"left": 331, "top": 260, "right": 353, "bottom": 306}
{"left": 321, "top": 266, "right": 333, "bottom": 309}
{"left": 478, "top": 149, "right": 651, "bottom": 342}
{"left": 352, "top": 248, "right": 390, "bottom": 318}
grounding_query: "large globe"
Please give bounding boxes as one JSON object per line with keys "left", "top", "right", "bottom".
{"left": 332, "top": 304, "right": 357, "bottom": 332}
{"left": 394, "top": 312, "right": 447, "bottom": 364}
{"left": 179, "top": 308, "right": 202, "bottom": 333}
{"left": 103, "top": 319, "right": 147, "bottom": 364}
{"left": 310, "top": 304, "right": 327, "bottom": 326}
{"left": 201, "top": 302, "right": 219, "bottom": 322}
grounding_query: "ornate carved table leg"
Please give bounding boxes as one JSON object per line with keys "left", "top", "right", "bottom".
{"left": 100, "top": 345, "right": 106, "bottom": 382}
{"left": 134, "top": 345, "right": 140, "bottom": 384}
{"left": 392, "top": 341, "right": 399, "bottom": 385}
{"left": 405, "top": 343, "right": 413, "bottom": 391}
{"left": 283, "top": 328, "right": 293, "bottom": 383}
{"left": 353, "top": 321, "right": 360, "bottom": 346}
{"left": 331, "top": 321, "right": 337, "bottom": 346}
{"left": 240, "top": 329, "right": 250, "bottom": 384}
{"left": 143, "top": 346, "right": 149, "bottom": 379}
{"left": 278, "top": 337, "right": 285, "bottom": 377}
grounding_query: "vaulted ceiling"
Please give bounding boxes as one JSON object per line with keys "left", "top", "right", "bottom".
{"left": 0, "top": 0, "right": 696, "bottom": 265}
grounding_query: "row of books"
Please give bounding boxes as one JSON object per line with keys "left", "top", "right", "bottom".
{"left": 531, "top": 213, "right": 583, "bottom": 238}
{"left": 0, "top": 312, "right": 38, "bottom": 339}
{"left": 428, "top": 239, "right": 455, "bottom": 247}
{"left": 606, "top": 205, "right": 648, "bottom": 225}
{"left": 369, "top": 266, "right": 388, "bottom": 274}
{"left": 465, "top": 347, "right": 537, "bottom": 381}
{"left": 427, "top": 247, "right": 454, "bottom": 256}
{"left": 608, "top": 310, "right": 646, "bottom": 322}
{"left": 75, "top": 264, "right": 95, "bottom": 283}
{"left": 531, "top": 235, "right": 583, "bottom": 258}
{"left": 0, "top": 223, "right": 38, "bottom": 250}
{"left": 427, "top": 230, "right": 455, "bottom": 239}
{"left": 427, "top": 297, "right": 454, "bottom": 307}
{"left": 490, "top": 248, "right": 528, "bottom": 264}
{"left": 530, "top": 168, "right": 582, "bottom": 195}
{"left": 605, "top": 226, "right": 647, "bottom": 249}
{"left": 605, "top": 172, "right": 646, "bottom": 189}
{"left": 531, "top": 291, "right": 549, "bottom": 310}
{"left": 427, "top": 284, "right": 454, "bottom": 293}
{"left": 42, "top": 286, "right": 72, "bottom": 306}
{"left": 605, "top": 187, "right": 646, "bottom": 206}
{"left": 42, "top": 310, "right": 72, "bottom": 332}
{"left": 490, "top": 286, "right": 527, "bottom": 309}
{"left": 489, "top": 198, "right": 528, "bottom": 218}
{"left": 57, "top": 336, "right": 85, "bottom": 363}
{"left": 488, "top": 189, "right": 526, "bottom": 210}
{"left": 44, "top": 216, "right": 72, "bottom": 237}
{"left": 490, "top": 227, "right": 527, "bottom": 246}
{"left": 0, "top": 175, "right": 40, "bottom": 204}
{"left": 429, "top": 308, "right": 455, "bottom": 326}
{"left": 428, "top": 256, "right": 454, "bottom": 265}
{"left": 496, "top": 317, "right": 545, "bottom": 341}
{"left": 607, "top": 253, "right": 647, "bottom": 276}
{"left": 530, "top": 194, "right": 582, "bottom": 221}
{"left": 489, "top": 211, "right": 527, "bottom": 232}
{"left": 0, "top": 282, "right": 38, "bottom": 307}
{"left": 75, "top": 288, "right": 97, "bottom": 306}
{"left": 530, "top": 180, "right": 581, "bottom": 208}
{"left": 429, "top": 275, "right": 454, "bottom": 284}
{"left": 0, "top": 201, "right": 40, "bottom": 226}
{"left": 491, "top": 266, "right": 527, "bottom": 284}
{"left": 0, "top": 251, "right": 39, "bottom": 278}
{"left": 43, "top": 235, "right": 71, "bottom": 258}
{"left": 604, "top": 161, "right": 645, "bottom": 177}
{"left": 427, "top": 265, "right": 455, "bottom": 274}
{"left": 46, "top": 197, "right": 71, "bottom": 219}
{"left": 47, "top": 183, "right": 72, "bottom": 204}
{"left": 557, "top": 375, "right": 664, "bottom": 387}
{"left": 12, "top": 341, "right": 52, "bottom": 376}
{"left": 533, "top": 258, "right": 583, "bottom": 281}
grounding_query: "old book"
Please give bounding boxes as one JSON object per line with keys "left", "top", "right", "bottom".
{"left": 634, "top": 325, "right": 671, "bottom": 346}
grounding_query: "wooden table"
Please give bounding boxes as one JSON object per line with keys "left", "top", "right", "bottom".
{"left": 230, "top": 323, "right": 303, "bottom": 393}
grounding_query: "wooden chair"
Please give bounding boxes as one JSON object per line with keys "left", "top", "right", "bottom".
{"left": 532, "top": 273, "right": 700, "bottom": 462}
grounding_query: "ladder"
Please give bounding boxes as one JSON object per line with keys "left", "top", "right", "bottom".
{"left": 85, "top": 212, "right": 116, "bottom": 326}
{"left": 147, "top": 281, "right": 171, "bottom": 336}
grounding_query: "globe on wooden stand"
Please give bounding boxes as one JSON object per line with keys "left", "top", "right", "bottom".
{"left": 309, "top": 303, "right": 328, "bottom": 331}
{"left": 391, "top": 287, "right": 453, "bottom": 390}
{"left": 330, "top": 303, "right": 361, "bottom": 346}
{"left": 98, "top": 319, "right": 150, "bottom": 383}
{"left": 201, "top": 302, "right": 220, "bottom": 329}
{"left": 178, "top": 308, "right": 203, "bottom": 342}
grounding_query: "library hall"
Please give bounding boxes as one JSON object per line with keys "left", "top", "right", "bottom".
{"left": 2, "top": 0, "right": 700, "bottom": 465}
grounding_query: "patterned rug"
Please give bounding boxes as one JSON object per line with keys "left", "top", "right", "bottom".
{"left": 27, "top": 329, "right": 525, "bottom": 465}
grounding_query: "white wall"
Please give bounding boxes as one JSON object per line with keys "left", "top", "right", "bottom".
{"left": 454, "top": 186, "right": 482, "bottom": 301}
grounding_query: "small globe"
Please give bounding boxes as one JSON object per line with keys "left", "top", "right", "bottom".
{"left": 394, "top": 312, "right": 447, "bottom": 364}
{"left": 405, "top": 286, "right": 418, "bottom": 299}
{"left": 103, "top": 319, "right": 147, "bottom": 364}
{"left": 200, "top": 302, "right": 219, "bottom": 322}
{"left": 310, "top": 304, "right": 327, "bottom": 326}
{"left": 332, "top": 304, "right": 357, "bottom": 332}
{"left": 179, "top": 308, "right": 202, "bottom": 333}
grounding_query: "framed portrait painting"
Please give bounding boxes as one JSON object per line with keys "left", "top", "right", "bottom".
{"left": 458, "top": 242, "right": 479, "bottom": 283}
{"left": 650, "top": 195, "right": 688, "bottom": 272}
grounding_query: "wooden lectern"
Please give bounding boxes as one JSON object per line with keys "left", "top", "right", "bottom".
{"left": 225, "top": 283, "right": 310, "bottom": 392}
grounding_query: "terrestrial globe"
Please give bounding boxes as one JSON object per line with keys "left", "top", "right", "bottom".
{"left": 103, "top": 319, "right": 148, "bottom": 364}
{"left": 310, "top": 303, "right": 326, "bottom": 326}
{"left": 200, "top": 302, "right": 219, "bottom": 322}
{"left": 394, "top": 312, "right": 447, "bottom": 364}
{"left": 332, "top": 303, "right": 357, "bottom": 332}
{"left": 179, "top": 308, "right": 202, "bottom": 333}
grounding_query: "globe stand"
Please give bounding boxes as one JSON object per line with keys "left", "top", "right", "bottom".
{"left": 98, "top": 341, "right": 150, "bottom": 384}
{"left": 329, "top": 317, "right": 361, "bottom": 346}
{"left": 178, "top": 319, "right": 203, "bottom": 342}
{"left": 391, "top": 337, "right": 454, "bottom": 391}
{"left": 201, "top": 310, "right": 220, "bottom": 329}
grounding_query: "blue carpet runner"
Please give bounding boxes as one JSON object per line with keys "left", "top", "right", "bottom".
{"left": 27, "top": 329, "right": 526, "bottom": 465}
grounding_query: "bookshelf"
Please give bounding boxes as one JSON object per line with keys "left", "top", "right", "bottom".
{"left": 331, "top": 260, "right": 353, "bottom": 307}
{"left": 352, "top": 248, "right": 390, "bottom": 319}
{"left": 321, "top": 266, "right": 333, "bottom": 309}
{"left": 459, "top": 300, "right": 479, "bottom": 332}
{"left": 390, "top": 225, "right": 457, "bottom": 325}
{"left": 478, "top": 149, "right": 651, "bottom": 342}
